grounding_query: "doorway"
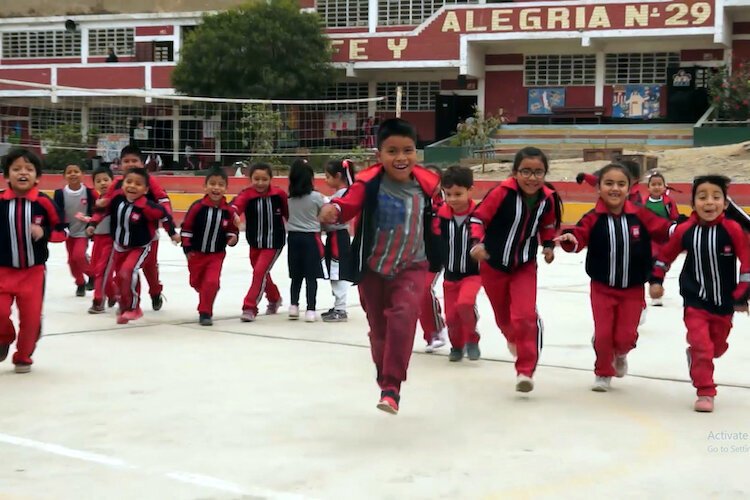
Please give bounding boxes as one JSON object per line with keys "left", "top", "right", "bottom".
{"left": 434, "top": 94, "right": 477, "bottom": 143}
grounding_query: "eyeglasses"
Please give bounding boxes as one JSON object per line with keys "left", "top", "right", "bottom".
{"left": 518, "top": 169, "right": 546, "bottom": 179}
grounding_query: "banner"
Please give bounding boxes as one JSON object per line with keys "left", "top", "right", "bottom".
{"left": 612, "top": 85, "right": 661, "bottom": 119}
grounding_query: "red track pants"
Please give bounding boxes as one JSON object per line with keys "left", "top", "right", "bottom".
{"left": 91, "top": 234, "right": 116, "bottom": 303}
{"left": 359, "top": 262, "right": 427, "bottom": 394}
{"left": 242, "top": 247, "right": 282, "bottom": 314}
{"left": 141, "top": 238, "right": 162, "bottom": 298}
{"left": 481, "top": 262, "right": 542, "bottom": 377}
{"left": 590, "top": 281, "right": 643, "bottom": 377}
{"left": 113, "top": 246, "right": 151, "bottom": 313}
{"left": 419, "top": 271, "right": 445, "bottom": 343}
{"left": 443, "top": 275, "right": 481, "bottom": 350}
{"left": 65, "top": 236, "right": 91, "bottom": 286}
{"left": 0, "top": 265, "right": 45, "bottom": 365}
{"left": 188, "top": 252, "right": 226, "bottom": 316}
{"left": 684, "top": 307, "right": 732, "bottom": 397}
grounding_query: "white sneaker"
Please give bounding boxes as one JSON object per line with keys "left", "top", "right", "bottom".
{"left": 304, "top": 310, "right": 316, "bottom": 322}
{"left": 515, "top": 375, "right": 534, "bottom": 393}
{"left": 507, "top": 341, "right": 518, "bottom": 359}
{"left": 592, "top": 376, "right": 611, "bottom": 392}
{"left": 651, "top": 297, "right": 663, "bottom": 307}
{"left": 614, "top": 355, "right": 628, "bottom": 378}
{"left": 288, "top": 305, "right": 300, "bottom": 319}
{"left": 429, "top": 328, "right": 447, "bottom": 351}
{"left": 639, "top": 306, "right": 647, "bottom": 326}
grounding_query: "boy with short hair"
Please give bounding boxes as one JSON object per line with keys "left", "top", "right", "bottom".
{"left": 319, "top": 118, "right": 441, "bottom": 415}
{"left": 0, "top": 148, "right": 64, "bottom": 373}
{"left": 181, "top": 168, "right": 239, "bottom": 326}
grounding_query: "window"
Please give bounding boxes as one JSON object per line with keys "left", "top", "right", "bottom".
{"left": 318, "top": 0, "right": 368, "bottom": 27}
{"left": 377, "top": 82, "right": 439, "bottom": 111}
{"left": 153, "top": 41, "right": 174, "bottom": 62}
{"left": 378, "top": 0, "right": 477, "bottom": 27}
{"left": 524, "top": 54, "right": 596, "bottom": 86}
{"left": 89, "top": 108, "right": 139, "bottom": 135}
{"left": 88, "top": 28, "right": 134, "bottom": 56}
{"left": 30, "top": 109, "right": 82, "bottom": 137}
{"left": 321, "top": 82, "right": 370, "bottom": 110}
{"left": 1, "top": 31, "right": 80, "bottom": 59}
{"left": 605, "top": 53, "right": 679, "bottom": 85}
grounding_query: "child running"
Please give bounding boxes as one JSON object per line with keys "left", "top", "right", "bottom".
{"left": 650, "top": 175, "right": 750, "bottom": 413}
{"left": 287, "top": 159, "right": 327, "bottom": 322}
{"left": 576, "top": 159, "right": 644, "bottom": 205}
{"left": 87, "top": 166, "right": 117, "bottom": 313}
{"left": 54, "top": 163, "right": 97, "bottom": 296}
{"left": 556, "top": 163, "right": 674, "bottom": 392}
{"left": 469, "top": 146, "right": 562, "bottom": 393}
{"left": 436, "top": 165, "right": 481, "bottom": 362}
{"left": 0, "top": 148, "right": 64, "bottom": 373}
{"left": 421, "top": 164, "right": 447, "bottom": 352}
{"left": 87, "top": 167, "right": 179, "bottom": 324}
{"left": 644, "top": 172, "right": 680, "bottom": 306}
{"left": 319, "top": 118, "right": 441, "bottom": 415}
{"left": 181, "top": 168, "right": 239, "bottom": 326}
{"left": 231, "top": 162, "right": 288, "bottom": 322}
{"left": 321, "top": 159, "right": 356, "bottom": 322}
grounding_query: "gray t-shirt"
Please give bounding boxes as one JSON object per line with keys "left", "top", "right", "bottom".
{"left": 453, "top": 213, "right": 469, "bottom": 227}
{"left": 324, "top": 187, "right": 349, "bottom": 232}
{"left": 63, "top": 185, "right": 89, "bottom": 238}
{"left": 287, "top": 191, "right": 326, "bottom": 232}
{"left": 94, "top": 213, "right": 111, "bottom": 235}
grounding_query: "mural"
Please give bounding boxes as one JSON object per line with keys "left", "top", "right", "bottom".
{"left": 612, "top": 85, "right": 662, "bottom": 119}
{"left": 528, "top": 88, "right": 565, "bottom": 115}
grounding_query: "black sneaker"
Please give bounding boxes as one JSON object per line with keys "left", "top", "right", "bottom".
{"left": 199, "top": 314, "right": 213, "bottom": 326}
{"left": 0, "top": 343, "right": 9, "bottom": 362}
{"left": 75, "top": 284, "right": 86, "bottom": 297}
{"left": 466, "top": 342, "right": 481, "bottom": 361}
{"left": 322, "top": 309, "right": 348, "bottom": 322}
{"left": 449, "top": 348, "right": 464, "bottom": 362}
{"left": 320, "top": 308, "right": 335, "bottom": 319}
{"left": 85, "top": 277, "right": 95, "bottom": 291}
{"left": 107, "top": 296, "right": 117, "bottom": 308}
{"left": 88, "top": 301, "right": 105, "bottom": 314}
{"left": 151, "top": 294, "right": 164, "bottom": 311}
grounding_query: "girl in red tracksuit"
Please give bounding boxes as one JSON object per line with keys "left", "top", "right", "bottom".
{"left": 576, "top": 159, "right": 643, "bottom": 205}
{"left": 644, "top": 172, "right": 680, "bottom": 306}
{"left": 557, "top": 163, "right": 674, "bottom": 393}
{"left": 469, "top": 146, "right": 562, "bottom": 394}
{"left": 650, "top": 175, "right": 750, "bottom": 413}
{"left": 231, "top": 162, "right": 289, "bottom": 322}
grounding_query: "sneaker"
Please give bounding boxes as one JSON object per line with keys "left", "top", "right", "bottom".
{"left": 322, "top": 309, "right": 348, "bottom": 322}
{"left": 107, "top": 296, "right": 118, "bottom": 308}
{"left": 76, "top": 284, "right": 86, "bottom": 297}
{"left": 320, "top": 308, "right": 335, "bottom": 319}
{"left": 507, "top": 341, "right": 518, "bottom": 359}
{"left": 516, "top": 375, "right": 534, "bottom": 393}
{"left": 592, "top": 376, "right": 611, "bottom": 392}
{"left": 240, "top": 310, "right": 256, "bottom": 322}
{"left": 85, "top": 277, "right": 95, "bottom": 291}
{"left": 122, "top": 308, "right": 143, "bottom": 322}
{"left": 639, "top": 306, "right": 647, "bottom": 326}
{"left": 14, "top": 364, "right": 31, "bottom": 374}
{"left": 429, "top": 329, "right": 447, "bottom": 351}
{"left": 651, "top": 297, "right": 663, "bottom": 307}
{"left": 304, "top": 310, "right": 317, "bottom": 322}
{"left": 116, "top": 313, "right": 129, "bottom": 324}
{"left": 449, "top": 348, "right": 464, "bottom": 362}
{"left": 265, "top": 300, "right": 282, "bottom": 315}
{"left": 0, "top": 343, "right": 9, "bottom": 362}
{"left": 151, "top": 294, "right": 164, "bottom": 311}
{"left": 376, "top": 390, "right": 400, "bottom": 415}
{"left": 199, "top": 313, "right": 213, "bottom": 326}
{"left": 288, "top": 305, "right": 300, "bottom": 320}
{"left": 466, "top": 342, "right": 481, "bottom": 361}
{"left": 614, "top": 355, "right": 628, "bottom": 378}
{"left": 88, "top": 301, "right": 105, "bottom": 314}
{"left": 694, "top": 396, "right": 714, "bottom": 413}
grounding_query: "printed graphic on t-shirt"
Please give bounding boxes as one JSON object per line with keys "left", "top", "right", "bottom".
{"left": 368, "top": 191, "right": 424, "bottom": 277}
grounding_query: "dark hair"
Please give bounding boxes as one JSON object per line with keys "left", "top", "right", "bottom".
{"left": 617, "top": 159, "right": 641, "bottom": 183}
{"left": 124, "top": 167, "right": 149, "bottom": 185}
{"left": 63, "top": 163, "right": 84, "bottom": 175}
{"left": 512, "top": 146, "right": 549, "bottom": 173}
{"left": 648, "top": 172, "right": 666, "bottom": 186}
{"left": 597, "top": 163, "right": 632, "bottom": 187}
{"left": 442, "top": 165, "right": 473, "bottom": 189}
{"left": 692, "top": 175, "right": 730, "bottom": 202}
{"left": 2, "top": 147, "right": 43, "bottom": 178}
{"left": 205, "top": 167, "right": 228, "bottom": 184}
{"left": 288, "top": 158, "right": 314, "bottom": 198}
{"left": 248, "top": 162, "right": 273, "bottom": 178}
{"left": 92, "top": 166, "right": 114, "bottom": 181}
{"left": 325, "top": 159, "right": 356, "bottom": 186}
{"left": 377, "top": 118, "right": 417, "bottom": 149}
{"left": 120, "top": 144, "right": 142, "bottom": 160}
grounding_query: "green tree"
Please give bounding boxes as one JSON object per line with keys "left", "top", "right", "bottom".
{"left": 40, "top": 124, "right": 93, "bottom": 170}
{"left": 707, "top": 62, "right": 750, "bottom": 121}
{"left": 172, "top": 0, "right": 335, "bottom": 99}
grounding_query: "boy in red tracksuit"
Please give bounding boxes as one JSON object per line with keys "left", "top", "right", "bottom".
{"left": 650, "top": 175, "right": 750, "bottom": 413}
{"left": 98, "top": 145, "right": 173, "bottom": 311}
{"left": 0, "top": 148, "right": 64, "bottom": 373}
{"left": 181, "top": 169, "right": 239, "bottom": 326}
{"left": 435, "top": 166, "right": 481, "bottom": 362}
{"left": 87, "top": 166, "right": 117, "bottom": 313}
{"left": 319, "top": 118, "right": 442, "bottom": 415}
{"left": 87, "top": 168, "right": 179, "bottom": 324}
{"left": 469, "top": 146, "right": 562, "bottom": 393}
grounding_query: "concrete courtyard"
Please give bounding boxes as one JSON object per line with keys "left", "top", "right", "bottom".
{"left": 1, "top": 235, "right": 749, "bottom": 499}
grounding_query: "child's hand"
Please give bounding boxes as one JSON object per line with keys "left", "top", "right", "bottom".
{"left": 186, "top": 251, "right": 194, "bottom": 260}
{"left": 649, "top": 284, "right": 664, "bottom": 299}
{"left": 734, "top": 303, "right": 749, "bottom": 314}
{"left": 554, "top": 233, "right": 577, "bottom": 247}
{"left": 170, "top": 233, "right": 181, "bottom": 245}
{"left": 85, "top": 226, "right": 95, "bottom": 237}
{"left": 470, "top": 243, "right": 490, "bottom": 261}
{"left": 319, "top": 204, "right": 339, "bottom": 224}
{"left": 227, "top": 234, "right": 238, "bottom": 247}
{"left": 29, "top": 224, "right": 44, "bottom": 241}
{"left": 542, "top": 247, "right": 555, "bottom": 264}
{"left": 74, "top": 212, "right": 91, "bottom": 223}
{"left": 233, "top": 214, "right": 241, "bottom": 227}
{"left": 95, "top": 197, "right": 110, "bottom": 208}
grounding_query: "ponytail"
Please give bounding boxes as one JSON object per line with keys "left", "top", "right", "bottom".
{"left": 325, "top": 159, "right": 357, "bottom": 187}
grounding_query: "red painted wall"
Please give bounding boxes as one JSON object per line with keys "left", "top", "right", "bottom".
{"left": 734, "top": 22, "right": 750, "bottom": 35}
{"left": 733, "top": 40, "right": 750, "bottom": 69}
{"left": 135, "top": 26, "right": 174, "bottom": 36}
{"left": 681, "top": 49, "right": 723, "bottom": 62}
{"left": 375, "top": 111, "right": 435, "bottom": 143}
{"left": 485, "top": 54, "right": 524, "bottom": 65}
{"left": 564, "top": 86, "right": 595, "bottom": 107}
{"left": 0, "top": 57, "right": 79, "bottom": 65}
{"left": 57, "top": 67, "right": 144, "bottom": 88}
{"left": 0, "top": 69, "right": 50, "bottom": 88}
{"left": 485, "top": 70, "right": 526, "bottom": 121}
{"left": 151, "top": 66, "right": 175, "bottom": 88}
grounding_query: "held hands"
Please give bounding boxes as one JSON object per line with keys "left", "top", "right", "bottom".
{"left": 319, "top": 204, "right": 339, "bottom": 225}
{"left": 542, "top": 247, "right": 555, "bottom": 264}
{"left": 470, "top": 243, "right": 490, "bottom": 262}
{"left": 170, "top": 233, "right": 181, "bottom": 245}
{"left": 74, "top": 212, "right": 91, "bottom": 223}
{"left": 649, "top": 284, "right": 664, "bottom": 299}
{"left": 85, "top": 226, "right": 95, "bottom": 237}
{"left": 95, "top": 197, "right": 110, "bottom": 208}
{"left": 554, "top": 233, "right": 578, "bottom": 247}
{"left": 233, "top": 213, "right": 241, "bottom": 228}
{"left": 227, "top": 234, "right": 239, "bottom": 247}
{"left": 734, "top": 303, "right": 749, "bottom": 314}
{"left": 30, "top": 224, "right": 44, "bottom": 241}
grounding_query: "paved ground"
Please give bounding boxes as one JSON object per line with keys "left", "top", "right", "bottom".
{"left": 1, "top": 235, "right": 749, "bottom": 500}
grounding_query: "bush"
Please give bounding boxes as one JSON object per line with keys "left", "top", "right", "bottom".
{"left": 708, "top": 62, "right": 750, "bottom": 121}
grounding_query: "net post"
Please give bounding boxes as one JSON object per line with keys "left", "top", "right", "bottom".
{"left": 172, "top": 104, "right": 180, "bottom": 162}
{"left": 396, "top": 85, "right": 402, "bottom": 118}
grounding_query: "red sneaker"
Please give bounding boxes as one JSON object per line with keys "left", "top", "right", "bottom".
{"left": 694, "top": 396, "right": 714, "bottom": 413}
{"left": 376, "top": 390, "right": 400, "bottom": 415}
{"left": 116, "top": 313, "right": 129, "bottom": 324}
{"left": 122, "top": 308, "right": 144, "bottom": 322}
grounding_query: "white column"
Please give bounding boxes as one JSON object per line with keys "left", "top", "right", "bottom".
{"left": 213, "top": 114, "right": 221, "bottom": 161}
{"left": 476, "top": 76, "right": 485, "bottom": 115}
{"left": 174, "top": 25, "right": 182, "bottom": 62}
{"left": 80, "top": 104, "right": 89, "bottom": 144}
{"left": 595, "top": 51, "right": 605, "bottom": 107}
{"left": 81, "top": 27, "right": 89, "bottom": 64}
{"left": 368, "top": 80, "right": 377, "bottom": 117}
{"left": 51, "top": 67, "right": 58, "bottom": 103}
{"left": 368, "top": 0, "right": 378, "bottom": 33}
{"left": 172, "top": 105, "right": 180, "bottom": 162}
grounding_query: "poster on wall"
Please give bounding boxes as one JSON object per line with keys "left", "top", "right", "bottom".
{"left": 527, "top": 88, "right": 565, "bottom": 115}
{"left": 612, "top": 85, "right": 661, "bottom": 119}
{"left": 97, "top": 134, "right": 131, "bottom": 162}
{"left": 324, "top": 112, "right": 357, "bottom": 139}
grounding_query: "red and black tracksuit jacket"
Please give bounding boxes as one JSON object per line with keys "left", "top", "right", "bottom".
{"left": 726, "top": 197, "right": 750, "bottom": 233}
{"left": 0, "top": 188, "right": 63, "bottom": 268}
{"left": 106, "top": 176, "right": 172, "bottom": 212}
{"left": 90, "top": 194, "right": 176, "bottom": 248}
{"left": 582, "top": 172, "right": 643, "bottom": 205}
{"left": 651, "top": 213, "right": 750, "bottom": 314}
{"left": 435, "top": 200, "right": 479, "bottom": 282}
{"left": 181, "top": 196, "right": 239, "bottom": 254}
{"left": 469, "top": 177, "right": 560, "bottom": 272}
{"left": 561, "top": 199, "right": 673, "bottom": 288}
{"left": 231, "top": 186, "right": 288, "bottom": 249}
{"left": 331, "top": 164, "right": 442, "bottom": 284}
